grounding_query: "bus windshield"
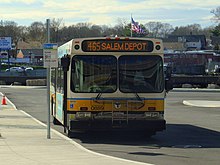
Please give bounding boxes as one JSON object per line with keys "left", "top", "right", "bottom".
{"left": 119, "top": 55, "right": 164, "bottom": 93}
{"left": 71, "top": 55, "right": 117, "bottom": 93}
{"left": 71, "top": 55, "right": 164, "bottom": 93}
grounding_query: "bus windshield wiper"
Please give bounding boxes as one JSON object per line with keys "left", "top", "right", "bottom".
{"left": 96, "top": 93, "right": 102, "bottom": 100}
{"left": 134, "top": 93, "right": 145, "bottom": 109}
{"left": 135, "top": 93, "right": 142, "bottom": 101}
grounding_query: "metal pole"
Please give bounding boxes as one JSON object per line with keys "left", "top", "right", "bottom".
{"left": 130, "top": 14, "right": 133, "bottom": 37}
{"left": 46, "top": 19, "right": 51, "bottom": 139}
{"left": 0, "top": 49, "right": 1, "bottom": 72}
{"left": 7, "top": 49, "right": 10, "bottom": 69}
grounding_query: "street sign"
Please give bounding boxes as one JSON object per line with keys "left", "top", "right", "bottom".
{"left": 43, "top": 43, "right": 58, "bottom": 68}
{"left": 0, "top": 37, "right": 12, "bottom": 50}
{"left": 0, "top": 51, "right": 8, "bottom": 59}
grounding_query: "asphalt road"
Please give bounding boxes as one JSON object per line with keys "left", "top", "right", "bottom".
{"left": 1, "top": 86, "right": 220, "bottom": 165}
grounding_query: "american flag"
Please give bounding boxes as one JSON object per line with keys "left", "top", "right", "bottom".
{"left": 131, "top": 17, "right": 145, "bottom": 34}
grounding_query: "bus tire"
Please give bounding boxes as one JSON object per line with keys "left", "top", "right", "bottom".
{"left": 67, "top": 129, "right": 74, "bottom": 138}
{"left": 141, "top": 131, "right": 156, "bottom": 138}
{"left": 129, "top": 130, "right": 156, "bottom": 138}
{"left": 200, "top": 84, "right": 208, "bottom": 88}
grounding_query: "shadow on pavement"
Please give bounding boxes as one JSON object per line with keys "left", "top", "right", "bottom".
{"left": 72, "top": 124, "right": 220, "bottom": 148}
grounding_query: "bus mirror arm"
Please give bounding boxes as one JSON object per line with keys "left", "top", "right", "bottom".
{"left": 165, "top": 66, "right": 172, "bottom": 79}
{"left": 61, "top": 55, "right": 70, "bottom": 72}
{"left": 165, "top": 78, "right": 173, "bottom": 92}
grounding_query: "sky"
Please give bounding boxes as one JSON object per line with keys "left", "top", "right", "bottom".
{"left": 0, "top": 0, "right": 219, "bottom": 28}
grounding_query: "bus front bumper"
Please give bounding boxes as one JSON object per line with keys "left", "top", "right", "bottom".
{"left": 69, "top": 119, "right": 166, "bottom": 132}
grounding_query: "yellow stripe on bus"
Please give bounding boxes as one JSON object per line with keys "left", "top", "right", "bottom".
{"left": 67, "top": 99, "right": 164, "bottom": 112}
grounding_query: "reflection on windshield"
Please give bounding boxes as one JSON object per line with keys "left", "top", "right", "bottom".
{"left": 71, "top": 55, "right": 117, "bottom": 93}
{"left": 119, "top": 55, "right": 164, "bottom": 93}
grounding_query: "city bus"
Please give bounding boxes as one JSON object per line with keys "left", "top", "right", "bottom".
{"left": 50, "top": 37, "right": 172, "bottom": 137}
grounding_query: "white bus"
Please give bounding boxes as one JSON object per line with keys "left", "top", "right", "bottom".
{"left": 50, "top": 37, "right": 172, "bottom": 137}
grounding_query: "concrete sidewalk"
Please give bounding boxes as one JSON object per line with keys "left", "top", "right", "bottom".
{"left": 0, "top": 93, "right": 152, "bottom": 165}
{"left": 1, "top": 91, "right": 218, "bottom": 165}
{"left": 183, "top": 100, "right": 220, "bottom": 107}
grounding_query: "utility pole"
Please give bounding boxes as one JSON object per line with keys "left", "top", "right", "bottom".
{"left": 46, "top": 19, "right": 51, "bottom": 139}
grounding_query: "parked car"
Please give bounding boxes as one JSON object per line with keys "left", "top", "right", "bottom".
{"left": 5, "top": 67, "right": 24, "bottom": 72}
{"left": 20, "top": 66, "right": 34, "bottom": 71}
{"left": 5, "top": 66, "right": 34, "bottom": 72}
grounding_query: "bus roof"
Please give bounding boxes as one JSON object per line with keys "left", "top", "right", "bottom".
{"left": 58, "top": 39, "right": 73, "bottom": 58}
{"left": 58, "top": 37, "right": 163, "bottom": 57}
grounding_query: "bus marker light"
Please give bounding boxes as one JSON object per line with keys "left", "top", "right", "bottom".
{"left": 74, "top": 45, "right": 80, "bottom": 50}
{"left": 80, "top": 107, "right": 88, "bottom": 111}
{"left": 155, "top": 45, "right": 161, "bottom": 50}
{"left": 148, "top": 107, "right": 156, "bottom": 111}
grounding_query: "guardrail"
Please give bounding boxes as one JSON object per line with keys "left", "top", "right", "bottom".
{"left": 0, "top": 69, "right": 46, "bottom": 85}
{"left": 171, "top": 74, "right": 220, "bottom": 88}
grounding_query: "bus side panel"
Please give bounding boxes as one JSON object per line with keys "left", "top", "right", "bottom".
{"left": 56, "top": 93, "right": 64, "bottom": 124}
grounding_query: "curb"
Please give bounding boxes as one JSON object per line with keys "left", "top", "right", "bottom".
{"left": 1, "top": 92, "right": 153, "bottom": 165}
{"left": 183, "top": 100, "right": 220, "bottom": 108}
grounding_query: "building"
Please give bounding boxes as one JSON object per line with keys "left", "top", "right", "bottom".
{"left": 2, "top": 49, "right": 43, "bottom": 66}
{"left": 163, "top": 35, "right": 207, "bottom": 51}
{"left": 18, "top": 49, "right": 43, "bottom": 65}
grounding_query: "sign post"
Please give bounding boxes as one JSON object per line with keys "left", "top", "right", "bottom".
{"left": 0, "top": 37, "right": 12, "bottom": 50}
{"left": 43, "top": 43, "right": 58, "bottom": 139}
{"left": 43, "top": 43, "right": 58, "bottom": 68}
{"left": 0, "top": 37, "right": 12, "bottom": 70}
{"left": 43, "top": 42, "right": 58, "bottom": 139}
{"left": 43, "top": 19, "right": 58, "bottom": 139}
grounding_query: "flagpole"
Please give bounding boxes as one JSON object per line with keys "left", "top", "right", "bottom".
{"left": 130, "top": 14, "right": 132, "bottom": 37}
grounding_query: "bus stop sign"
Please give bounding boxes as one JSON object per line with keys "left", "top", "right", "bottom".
{"left": 0, "top": 37, "right": 12, "bottom": 50}
{"left": 43, "top": 43, "right": 58, "bottom": 68}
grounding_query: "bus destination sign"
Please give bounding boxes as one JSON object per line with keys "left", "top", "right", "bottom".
{"left": 82, "top": 39, "right": 154, "bottom": 52}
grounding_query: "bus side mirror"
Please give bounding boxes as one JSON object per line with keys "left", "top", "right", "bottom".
{"left": 165, "top": 79, "right": 173, "bottom": 92}
{"left": 61, "top": 55, "right": 70, "bottom": 72}
{"left": 165, "top": 65, "right": 172, "bottom": 79}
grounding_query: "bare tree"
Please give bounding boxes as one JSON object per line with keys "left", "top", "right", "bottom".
{"left": 90, "top": 25, "right": 102, "bottom": 37}
{"left": 171, "top": 24, "right": 203, "bottom": 35}
{"left": 0, "top": 20, "right": 27, "bottom": 51}
{"left": 145, "top": 22, "right": 173, "bottom": 38}
{"left": 211, "top": 24, "right": 220, "bottom": 36}
{"left": 1, "top": 17, "right": 215, "bottom": 49}
{"left": 210, "top": 6, "right": 220, "bottom": 37}
{"left": 115, "top": 18, "right": 128, "bottom": 36}
{"left": 27, "top": 21, "right": 45, "bottom": 43}
{"left": 50, "top": 18, "right": 64, "bottom": 43}
{"left": 160, "top": 23, "right": 174, "bottom": 38}
{"left": 203, "top": 26, "right": 215, "bottom": 39}
{"left": 0, "top": 21, "right": 21, "bottom": 40}
{"left": 100, "top": 25, "right": 117, "bottom": 37}
{"left": 58, "top": 26, "right": 73, "bottom": 42}
{"left": 75, "top": 22, "right": 92, "bottom": 38}
{"left": 0, "top": 20, "right": 27, "bottom": 57}
{"left": 211, "top": 6, "right": 220, "bottom": 23}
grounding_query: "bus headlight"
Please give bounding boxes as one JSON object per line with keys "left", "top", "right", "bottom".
{"left": 76, "top": 112, "right": 92, "bottom": 119}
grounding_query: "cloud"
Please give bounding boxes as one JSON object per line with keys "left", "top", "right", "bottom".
{"left": 1, "top": 0, "right": 36, "bottom": 4}
{"left": 0, "top": 0, "right": 219, "bottom": 27}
